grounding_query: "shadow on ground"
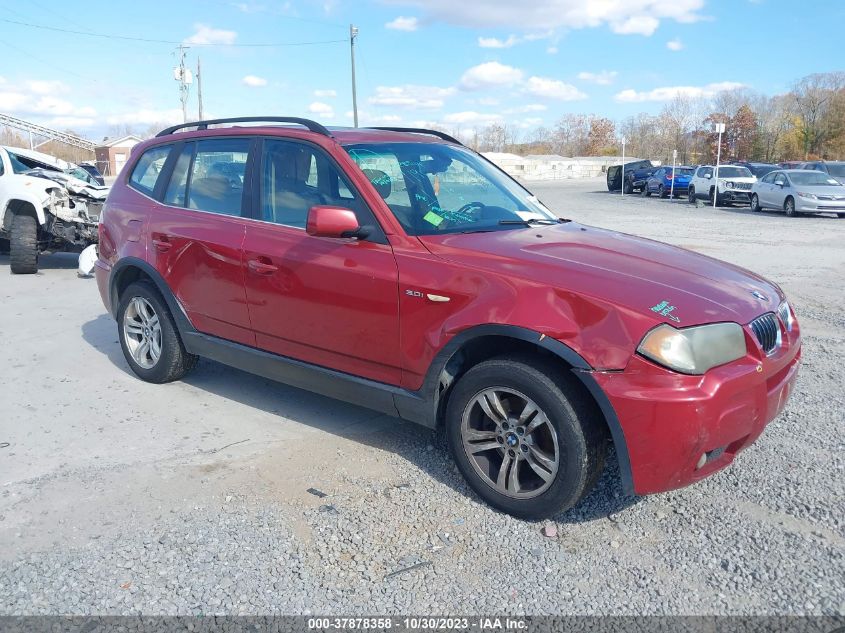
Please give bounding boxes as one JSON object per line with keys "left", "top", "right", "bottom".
{"left": 0, "top": 252, "right": 79, "bottom": 272}
{"left": 80, "top": 312, "right": 637, "bottom": 525}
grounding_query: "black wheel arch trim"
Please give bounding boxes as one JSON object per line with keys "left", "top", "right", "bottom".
{"left": 396, "top": 324, "right": 634, "bottom": 495}
{"left": 109, "top": 257, "right": 196, "bottom": 336}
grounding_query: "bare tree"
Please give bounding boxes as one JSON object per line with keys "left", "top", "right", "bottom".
{"left": 792, "top": 72, "right": 845, "bottom": 158}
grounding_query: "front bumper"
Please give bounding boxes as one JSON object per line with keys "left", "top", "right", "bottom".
{"left": 796, "top": 200, "right": 845, "bottom": 213}
{"left": 592, "top": 323, "right": 801, "bottom": 496}
{"left": 720, "top": 189, "right": 751, "bottom": 203}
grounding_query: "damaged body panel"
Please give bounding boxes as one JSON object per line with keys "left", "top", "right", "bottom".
{"left": 0, "top": 146, "right": 109, "bottom": 273}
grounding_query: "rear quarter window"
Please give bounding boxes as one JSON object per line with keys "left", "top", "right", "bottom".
{"left": 128, "top": 145, "right": 172, "bottom": 195}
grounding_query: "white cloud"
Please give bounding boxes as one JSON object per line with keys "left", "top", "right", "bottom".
{"left": 386, "top": 0, "right": 705, "bottom": 35}
{"left": 308, "top": 101, "right": 335, "bottom": 117}
{"left": 525, "top": 76, "right": 587, "bottom": 100}
{"left": 459, "top": 62, "right": 523, "bottom": 90}
{"left": 666, "top": 38, "right": 684, "bottom": 51}
{"left": 614, "top": 81, "right": 745, "bottom": 102}
{"left": 25, "top": 80, "right": 69, "bottom": 95}
{"left": 184, "top": 23, "right": 237, "bottom": 45}
{"left": 546, "top": 46, "right": 558, "bottom": 54}
{"left": 385, "top": 16, "right": 419, "bottom": 31}
{"left": 612, "top": 15, "right": 659, "bottom": 35}
{"left": 477, "top": 97, "right": 500, "bottom": 106}
{"left": 242, "top": 75, "right": 268, "bottom": 87}
{"left": 347, "top": 111, "right": 404, "bottom": 125}
{"left": 369, "top": 84, "right": 455, "bottom": 109}
{"left": 478, "top": 35, "right": 519, "bottom": 48}
{"left": 45, "top": 116, "right": 98, "bottom": 128}
{"left": 314, "top": 89, "right": 337, "bottom": 97}
{"left": 504, "top": 103, "right": 547, "bottom": 113}
{"left": 577, "top": 70, "right": 617, "bottom": 85}
{"left": 106, "top": 109, "right": 184, "bottom": 126}
{"left": 443, "top": 111, "right": 503, "bottom": 125}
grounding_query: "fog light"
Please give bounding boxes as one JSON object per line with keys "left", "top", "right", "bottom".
{"left": 696, "top": 453, "right": 707, "bottom": 470}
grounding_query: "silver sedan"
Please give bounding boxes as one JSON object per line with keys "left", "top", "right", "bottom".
{"left": 751, "top": 169, "right": 845, "bottom": 218}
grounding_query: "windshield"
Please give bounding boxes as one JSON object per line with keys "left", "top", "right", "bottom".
{"left": 716, "top": 166, "right": 753, "bottom": 179}
{"left": 344, "top": 142, "right": 557, "bottom": 235}
{"left": 789, "top": 171, "right": 842, "bottom": 186}
{"left": 825, "top": 164, "right": 845, "bottom": 177}
{"left": 668, "top": 168, "right": 694, "bottom": 176}
{"left": 748, "top": 164, "right": 777, "bottom": 177}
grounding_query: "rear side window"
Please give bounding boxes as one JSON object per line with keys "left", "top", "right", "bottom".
{"left": 129, "top": 145, "right": 172, "bottom": 195}
{"left": 186, "top": 138, "right": 250, "bottom": 216}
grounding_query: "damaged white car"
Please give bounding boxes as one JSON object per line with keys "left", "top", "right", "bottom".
{"left": 0, "top": 146, "right": 108, "bottom": 274}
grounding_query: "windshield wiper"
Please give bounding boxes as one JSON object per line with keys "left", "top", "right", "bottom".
{"left": 498, "top": 218, "right": 566, "bottom": 226}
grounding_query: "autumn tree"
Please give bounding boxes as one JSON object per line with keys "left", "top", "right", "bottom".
{"left": 730, "top": 105, "right": 757, "bottom": 160}
{"left": 586, "top": 117, "right": 616, "bottom": 155}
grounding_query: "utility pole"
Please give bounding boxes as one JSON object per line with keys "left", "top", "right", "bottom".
{"left": 620, "top": 137, "right": 626, "bottom": 197}
{"left": 197, "top": 57, "right": 204, "bottom": 121}
{"left": 349, "top": 24, "right": 359, "bottom": 128}
{"left": 173, "top": 45, "right": 192, "bottom": 123}
{"left": 713, "top": 122, "right": 725, "bottom": 208}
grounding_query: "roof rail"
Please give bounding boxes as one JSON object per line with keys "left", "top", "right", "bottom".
{"left": 155, "top": 117, "right": 332, "bottom": 138}
{"left": 367, "top": 127, "right": 463, "bottom": 146}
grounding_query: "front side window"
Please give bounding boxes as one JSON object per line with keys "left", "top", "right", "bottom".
{"left": 825, "top": 163, "right": 845, "bottom": 178}
{"left": 345, "top": 142, "right": 557, "bottom": 235}
{"left": 761, "top": 172, "right": 777, "bottom": 184}
{"left": 185, "top": 138, "right": 250, "bottom": 216}
{"left": 260, "top": 139, "right": 376, "bottom": 230}
{"left": 129, "top": 145, "right": 171, "bottom": 195}
{"left": 699, "top": 167, "right": 713, "bottom": 178}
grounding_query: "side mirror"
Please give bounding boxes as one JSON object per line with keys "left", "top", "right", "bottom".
{"left": 306, "top": 206, "right": 362, "bottom": 239}
{"left": 775, "top": 180, "right": 785, "bottom": 187}
{"left": 704, "top": 173, "right": 712, "bottom": 179}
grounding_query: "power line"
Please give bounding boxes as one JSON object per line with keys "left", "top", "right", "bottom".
{"left": 0, "top": 17, "right": 348, "bottom": 47}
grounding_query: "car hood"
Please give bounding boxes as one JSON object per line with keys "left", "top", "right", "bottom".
{"left": 794, "top": 184, "right": 845, "bottom": 196}
{"left": 717, "top": 176, "right": 756, "bottom": 184}
{"left": 419, "top": 223, "right": 783, "bottom": 327}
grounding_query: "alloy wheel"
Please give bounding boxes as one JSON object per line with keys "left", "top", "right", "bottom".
{"left": 123, "top": 296, "right": 162, "bottom": 369}
{"left": 460, "top": 387, "right": 560, "bottom": 499}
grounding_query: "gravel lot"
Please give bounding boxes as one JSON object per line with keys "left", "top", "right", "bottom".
{"left": 1, "top": 177, "right": 843, "bottom": 616}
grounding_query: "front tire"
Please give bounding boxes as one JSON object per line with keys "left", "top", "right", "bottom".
{"left": 688, "top": 187, "right": 696, "bottom": 204}
{"left": 9, "top": 214, "right": 39, "bottom": 274}
{"left": 445, "top": 356, "right": 607, "bottom": 519}
{"left": 784, "top": 197, "right": 797, "bottom": 217}
{"left": 658, "top": 184, "right": 668, "bottom": 199}
{"left": 117, "top": 280, "right": 197, "bottom": 383}
{"left": 642, "top": 184, "right": 651, "bottom": 197}
{"left": 623, "top": 178, "right": 633, "bottom": 195}
{"left": 750, "top": 194, "right": 762, "bottom": 212}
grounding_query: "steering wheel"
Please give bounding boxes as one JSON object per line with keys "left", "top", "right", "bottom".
{"left": 456, "top": 201, "right": 486, "bottom": 215}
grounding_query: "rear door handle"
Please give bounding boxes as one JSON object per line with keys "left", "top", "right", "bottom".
{"left": 152, "top": 235, "right": 171, "bottom": 252}
{"left": 247, "top": 258, "right": 278, "bottom": 275}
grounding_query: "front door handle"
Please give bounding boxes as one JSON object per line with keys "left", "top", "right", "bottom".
{"left": 247, "top": 258, "right": 278, "bottom": 275}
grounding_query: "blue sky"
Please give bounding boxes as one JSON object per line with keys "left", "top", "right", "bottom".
{"left": 1, "top": 0, "right": 843, "bottom": 139}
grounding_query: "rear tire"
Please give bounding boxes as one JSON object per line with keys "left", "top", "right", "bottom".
{"left": 445, "top": 356, "right": 607, "bottom": 520}
{"left": 9, "top": 214, "right": 39, "bottom": 274}
{"left": 623, "top": 178, "right": 633, "bottom": 195}
{"left": 117, "top": 280, "right": 198, "bottom": 383}
{"left": 750, "top": 194, "right": 762, "bottom": 212}
{"left": 784, "top": 197, "right": 797, "bottom": 217}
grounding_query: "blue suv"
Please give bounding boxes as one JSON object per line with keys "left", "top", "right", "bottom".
{"left": 643, "top": 166, "right": 695, "bottom": 198}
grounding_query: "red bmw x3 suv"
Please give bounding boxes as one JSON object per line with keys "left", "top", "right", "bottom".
{"left": 95, "top": 117, "right": 801, "bottom": 519}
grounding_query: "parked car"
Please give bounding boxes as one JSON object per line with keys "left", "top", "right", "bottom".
{"left": 643, "top": 166, "right": 695, "bottom": 198}
{"left": 779, "top": 161, "right": 804, "bottom": 170}
{"left": 0, "top": 146, "right": 108, "bottom": 273}
{"left": 606, "top": 159, "right": 657, "bottom": 193}
{"left": 79, "top": 162, "right": 106, "bottom": 186}
{"left": 798, "top": 160, "right": 845, "bottom": 185}
{"left": 95, "top": 116, "right": 801, "bottom": 519}
{"left": 751, "top": 169, "right": 845, "bottom": 217}
{"left": 731, "top": 162, "right": 779, "bottom": 178}
{"left": 688, "top": 165, "right": 756, "bottom": 206}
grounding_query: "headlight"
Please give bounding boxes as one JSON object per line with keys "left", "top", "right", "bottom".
{"left": 637, "top": 323, "right": 747, "bottom": 374}
{"left": 725, "top": 181, "right": 735, "bottom": 189}
{"left": 778, "top": 300, "right": 795, "bottom": 332}
{"left": 796, "top": 191, "right": 817, "bottom": 199}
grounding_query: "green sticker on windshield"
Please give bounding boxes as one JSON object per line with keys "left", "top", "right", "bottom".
{"left": 423, "top": 211, "right": 444, "bottom": 226}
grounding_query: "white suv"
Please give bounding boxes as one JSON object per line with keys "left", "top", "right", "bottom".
{"left": 688, "top": 165, "right": 757, "bottom": 206}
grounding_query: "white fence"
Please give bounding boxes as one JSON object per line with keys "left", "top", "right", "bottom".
{"left": 482, "top": 153, "right": 650, "bottom": 181}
